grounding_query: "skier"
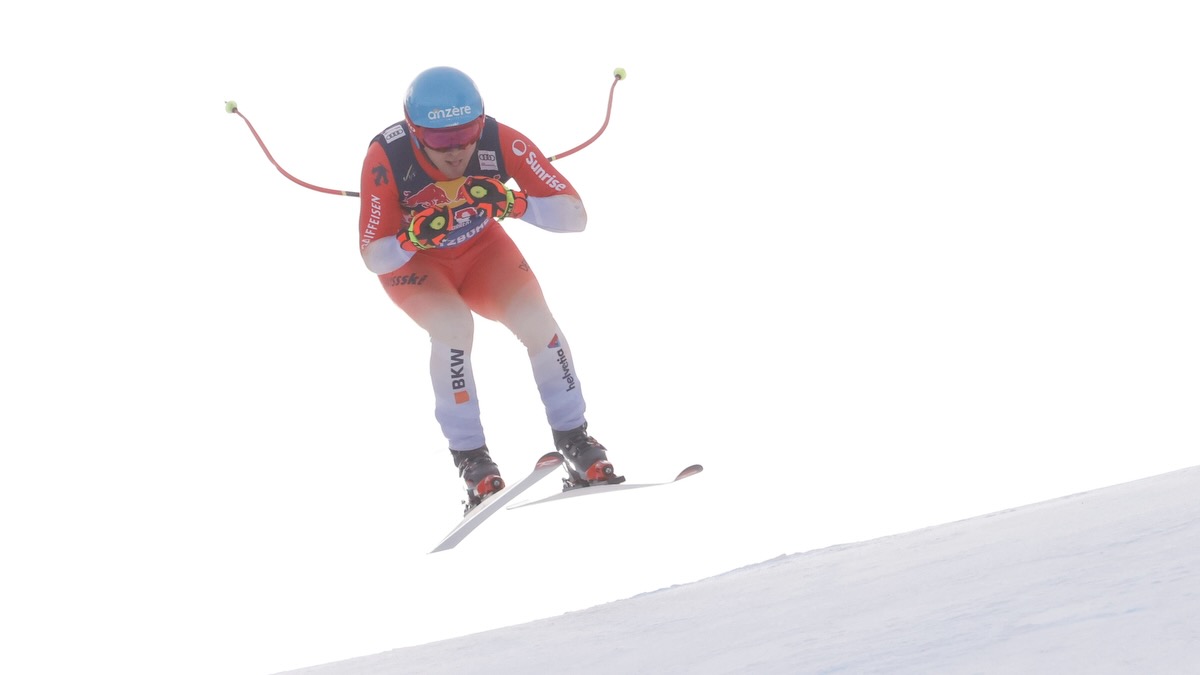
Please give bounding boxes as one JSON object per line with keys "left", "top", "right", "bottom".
{"left": 357, "top": 66, "right": 621, "bottom": 512}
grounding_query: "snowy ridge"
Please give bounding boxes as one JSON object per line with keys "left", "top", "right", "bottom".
{"left": 279, "top": 465, "right": 1200, "bottom": 674}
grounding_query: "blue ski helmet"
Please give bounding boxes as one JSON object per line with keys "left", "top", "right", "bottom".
{"left": 404, "top": 66, "right": 484, "bottom": 130}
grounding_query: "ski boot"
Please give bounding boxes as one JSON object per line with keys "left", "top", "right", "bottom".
{"left": 451, "top": 446, "right": 504, "bottom": 514}
{"left": 553, "top": 423, "right": 625, "bottom": 491}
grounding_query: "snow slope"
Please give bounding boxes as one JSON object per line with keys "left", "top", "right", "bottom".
{"left": 278, "top": 465, "right": 1200, "bottom": 674}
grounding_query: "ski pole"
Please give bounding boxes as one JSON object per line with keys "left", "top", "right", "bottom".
{"left": 546, "top": 67, "right": 626, "bottom": 162}
{"left": 225, "top": 68, "right": 626, "bottom": 199}
{"left": 224, "top": 100, "right": 359, "bottom": 197}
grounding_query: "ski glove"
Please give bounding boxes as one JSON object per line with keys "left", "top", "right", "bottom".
{"left": 462, "top": 176, "right": 527, "bottom": 220}
{"left": 401, "top": 204, "right": 454, "bottom": 251}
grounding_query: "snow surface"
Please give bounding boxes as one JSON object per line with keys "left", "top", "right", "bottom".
{"left": 277, "top": 465, "right": 1200, "bottom": 674}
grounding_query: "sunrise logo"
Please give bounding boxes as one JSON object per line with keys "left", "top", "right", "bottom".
{"left": 547, "top": 334, "right": 561, "bottom": 349}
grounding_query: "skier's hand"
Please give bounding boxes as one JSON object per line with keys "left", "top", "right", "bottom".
{"left": 401, "top": 204, "right": 454, "bottom": 250}
{"left": 462, "top": 176, "right": 527, "bottom": 220}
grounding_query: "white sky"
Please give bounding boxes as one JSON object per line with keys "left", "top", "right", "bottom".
{"left": 277, "top": 465, "right": 1200, "bottom": 674}
{"left": 1, "top": 2, "right": 1197, "bottom": 674}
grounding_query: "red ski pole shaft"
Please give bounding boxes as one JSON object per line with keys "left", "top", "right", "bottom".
{"left": 225, "top": 67, "right": 625, "bottom": 198}
{"left": 547, "top": 68, "right": 626, "bottom": 162}
{"left": 224, "top": 100, "right": 359, "bottom": 198}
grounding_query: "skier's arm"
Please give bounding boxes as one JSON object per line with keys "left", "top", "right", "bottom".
{"left": 358, "top": 141, "right": 414, "bottom": 274}
{"left": 497, "top": 123, "right": 587, "bottom": 233}
{"left": 521, "top": 195, "right": 587, "bottom": 233}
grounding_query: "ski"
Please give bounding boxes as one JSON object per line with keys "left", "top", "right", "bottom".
{"left": 507, "top": 464, "right": 704, "bottom": 510}
{"left": 429, "top": 451, "right": 565, "bottom": 553}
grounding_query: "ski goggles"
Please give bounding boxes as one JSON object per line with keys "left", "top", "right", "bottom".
{"left": 413, "top": 117, "right": 485, "bottom": 151}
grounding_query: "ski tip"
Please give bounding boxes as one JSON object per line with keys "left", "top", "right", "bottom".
{"left": 535, "top": 452, "right": 565, "bottom": 469}
{"left": 675, "top": 464, "right": 704, "bottom": 481}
